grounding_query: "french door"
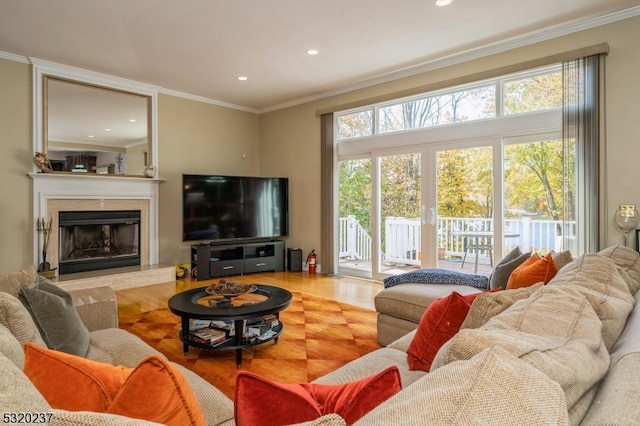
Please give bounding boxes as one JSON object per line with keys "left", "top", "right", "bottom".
{"left": 338, "top": 132, "right": 574, "bottom": 280}
{"left": 338, "top": 149, "right": 424, "bottom": 281}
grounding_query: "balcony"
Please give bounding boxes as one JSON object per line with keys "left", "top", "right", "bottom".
{"left": 339, "top": 216, "right": 576, "bottom": 276}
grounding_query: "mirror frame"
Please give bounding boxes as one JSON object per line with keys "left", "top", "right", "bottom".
{"left": 32, "top": 58, "right": 159, "bottom": 177}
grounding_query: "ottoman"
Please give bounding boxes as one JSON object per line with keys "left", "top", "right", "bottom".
{"left": 374, "top": 283, "right": 482, "bottom": 346}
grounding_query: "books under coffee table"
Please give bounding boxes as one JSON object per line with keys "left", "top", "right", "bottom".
{"left": 168, "top": 284, "right": 292, "bottom": 368}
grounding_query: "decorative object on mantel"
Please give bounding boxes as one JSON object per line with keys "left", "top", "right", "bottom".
{"left": 33, "top": 152, "right": 52, "bottom": 173}
{"left": 143, "top": 165, "right": 156, "bottom": 178}
{"left": 36, "top": 218, "right": 56, "bottom": 278}
{"left": 115, "top": 153, "right": 124, "bottom": 174}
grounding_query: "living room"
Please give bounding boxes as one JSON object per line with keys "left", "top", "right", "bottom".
{"left": 1, "top": 4, "right": 640, "bottom": 276}
{"left": 2, "top": 3, "right": 640, "bottom": 425}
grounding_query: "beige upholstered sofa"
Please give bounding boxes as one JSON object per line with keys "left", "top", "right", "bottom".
{"left": 2, "top": 245, "right": 640, "bottom": 425}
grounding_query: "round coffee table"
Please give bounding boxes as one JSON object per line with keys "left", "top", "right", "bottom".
{"left": 168, "top": 284, "right": 292, "bottom": 368}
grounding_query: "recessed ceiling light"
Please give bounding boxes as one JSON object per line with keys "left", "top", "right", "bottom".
{"left": 129, "top": 119, "right": 136, "bottom": 123}
{"left": 88, "top": 135, "right": 94, "bottom": 138}
{"left": 104, "top": 128, "right": 111, "bottom": 132}
{"left": 306, "top": 49, "right": 319, "bottom": 56}
{"left": 435, "top": 0, "right": 452, "bottom": 5}
{"left": 237, "top": 75, "right": 248, "bottom": 81}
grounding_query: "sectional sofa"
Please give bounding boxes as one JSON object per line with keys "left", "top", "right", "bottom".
{"left": 1, "top": 245, "right": 639, "bottom": 425}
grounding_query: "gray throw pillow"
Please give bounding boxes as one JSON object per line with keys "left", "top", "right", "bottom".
{"left": 18, "top": 281, "right": 90, "bottom": 357}
{"left": 489, "top": 248, "right": 531, "bottom": 290}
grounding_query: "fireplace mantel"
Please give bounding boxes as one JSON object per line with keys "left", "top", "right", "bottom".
{"left": 30, "top": 173, "right": 163, "bottom": 272}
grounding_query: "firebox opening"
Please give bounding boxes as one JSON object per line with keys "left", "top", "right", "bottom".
{"left": 58, "top": 210, "right": 141, "bottom": 275}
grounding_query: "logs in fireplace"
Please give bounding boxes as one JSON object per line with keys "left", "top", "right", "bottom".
{"left": 58, "top": 210, "right": 141, "bottom": 275}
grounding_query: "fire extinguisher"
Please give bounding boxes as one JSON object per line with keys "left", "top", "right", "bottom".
{"left": 306, "top": 250, "right": 317, "bottom": 274}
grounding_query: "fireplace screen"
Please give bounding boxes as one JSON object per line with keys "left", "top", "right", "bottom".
{"left": 58, "top": 210, "right": 141, "bottom": 275}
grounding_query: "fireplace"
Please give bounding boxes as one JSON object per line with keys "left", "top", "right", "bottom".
{"left": 58, "top": 210, "right": 141, "bottom": 275}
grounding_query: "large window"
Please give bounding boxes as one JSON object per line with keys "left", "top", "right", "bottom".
{"left": 336, "top": 65, "right": 561, "bottom": 142}
{"left": 334, "top": 58, "right": 599, "bottom": 280}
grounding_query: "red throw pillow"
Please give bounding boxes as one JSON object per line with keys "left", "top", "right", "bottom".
{"left": 407, "top": 291, "right": 481, "bottom": 372}
{"left": 506, "top": 253, "right": 558, "bottom": 289}
{"left": 23, "top": 343, "right": 205, "bottom": 426}
{"left": 234, "top": 366, "right": 402, "bottom": 426}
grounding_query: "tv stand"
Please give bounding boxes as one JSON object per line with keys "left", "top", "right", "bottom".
{"left": 191, "top": 240, "right": 285, "bottom": 280}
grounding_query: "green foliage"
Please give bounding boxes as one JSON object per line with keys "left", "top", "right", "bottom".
{"left": 437, "top": 147, "right": 493, "bottom": 218}
{"left": 339, "top": 159, "right": 372, "bottom": 233}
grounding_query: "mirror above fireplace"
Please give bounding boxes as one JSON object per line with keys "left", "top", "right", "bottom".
{"left": 32, "top": 58, "right": 159, "bottom": 177}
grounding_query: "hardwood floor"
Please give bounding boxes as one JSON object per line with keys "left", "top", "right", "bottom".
{"left": 115, "top": 271, "right": 384, "bottom": 317}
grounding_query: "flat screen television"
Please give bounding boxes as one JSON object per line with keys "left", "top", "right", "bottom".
{"left": 182, "top": 174, "right": 289, "bottom": 242}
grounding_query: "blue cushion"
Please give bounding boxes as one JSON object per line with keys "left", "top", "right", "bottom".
{"left": 383, "top": 269, "right": 489, "bottom": 290}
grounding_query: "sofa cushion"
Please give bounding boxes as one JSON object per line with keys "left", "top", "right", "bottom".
{"left": 581, "top": 291, "right": 640, "bottom": 425}
{"left": 18, "top": 281, "right": 90, "bottom": 357}
{"left": 0, "top": 323, "right": 25, "bottom": 369}
{"left": 49, "top": 410, "right": 164, "bottom": 425}
{"left": 0, "top": 351, "right": 51, "bottom": 413}
{"left": 383, "top": 269, "right": 488, "bottom": 289}
{"left": 488, "top": 247, "right": 530, "bottom": 290}
{"left": 24, "top": 344, "right": 205, "bottom": 426}
{"left": 356, "top": 346, "right": 569, "bottom": 425}
{"left": 597, "top": 245, "right": 640, "bottom": 295}
{"left": 0, "top": 291, "right": 46, "bottom": 348}
{"left": 432, "top": 285, "right": 609, "bottom": 425}
{"left": 547, "top": 253, "right": 635, "bottom": 349}
{"left": 235, "top": 366, "right": 401, "bottom": 426}
{"left": 460, "top": 283, "right": 543, "bottom": 330}
{"left": 406, "top": 291, "right": 481, "bottom": 372}
{"left": 375, "top": 283, "right": 481, "bottom": 326}
{"left": 0, "top": 263, "right": 37, "bottom": 297}
{"left": 506, "top": 252, "right": 558, "bottom": 289}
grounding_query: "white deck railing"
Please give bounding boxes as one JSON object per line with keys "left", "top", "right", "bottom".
{"left": 339, "top": 216, "right": 576, "bottom": 265}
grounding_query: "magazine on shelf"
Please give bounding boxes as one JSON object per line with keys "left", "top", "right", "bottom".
{"left": 190, "top": 327, "right": 227, "bottom": 345}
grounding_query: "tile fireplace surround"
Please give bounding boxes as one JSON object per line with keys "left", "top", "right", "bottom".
{"left": 30, "top": 172, "right": 172, "bottom": 290}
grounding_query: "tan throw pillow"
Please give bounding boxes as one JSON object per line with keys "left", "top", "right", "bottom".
{"left": 0, "top": 264, "right": 37, "bottom": 297}
{"left": 598, "top": 245, "right": 640, "bottom": 295}
{"left": 552, "top": 250, "right": 574, "bottom": 271}
{"left": 359, "top": 346, "right": 569, "bottom": 426}
{"left": 459, "top": 283, "right": 543, "bottom": 330}
{"left": 547, "top": 253, "right": 634, "bottom": 350}
{"left": 432, "top": 285, "right": 609, "bottom": 425}
{"left": 0, "top": 292, "right": 46, "bottom": 347}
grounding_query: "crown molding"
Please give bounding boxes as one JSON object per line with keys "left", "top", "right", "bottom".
{"left": 258, "top": 5, "right": 640, "bottom": 114}
{"left": 2, "top": 5, "right": 639, "bottom": 115}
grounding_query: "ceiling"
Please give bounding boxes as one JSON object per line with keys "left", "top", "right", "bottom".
{"left": 1, "top": 0, "right": 639, "bottom": 113}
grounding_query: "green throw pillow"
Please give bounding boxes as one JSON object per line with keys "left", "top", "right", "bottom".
{"left": 18, "top": 281, "right": 90, "bottom": 357}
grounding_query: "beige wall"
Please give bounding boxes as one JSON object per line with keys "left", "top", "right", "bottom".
{"left": 0, "top": 59, "right": 33, "bottom": 272}
{"left": 1, "top": 14, "right": 640, "bottom": 274}
{"left": 260, "top": 14, "right": 640, "bottom": 265}
{"left": 156, "top": 94, "right": 261, "bottom": 265}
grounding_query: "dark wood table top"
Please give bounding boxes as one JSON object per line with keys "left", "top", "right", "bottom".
{"left": 168, "top": 284, "right": 292, "bottom": 321}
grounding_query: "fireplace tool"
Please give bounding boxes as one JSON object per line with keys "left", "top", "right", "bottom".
{"left": 37, "top": 217, "right": 53, "bottom": 272}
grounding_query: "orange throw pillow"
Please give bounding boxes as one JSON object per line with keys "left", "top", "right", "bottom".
{"left": 406, "top": 291, "right": 481, "bottom": 372}
{"left": 506, "top": 253, "right": 558, "bottom": 289}
{"left": 108, "top": 355, "right": 205, "bottom": 426}
{"left": 234, "top": 366, "right": 401, "bottom": 426}
{"left": 23, "top": 343, "right": 131, "bottom": 412}
{"left": 23, "top": 343, "right": 205, "bottom": 426}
